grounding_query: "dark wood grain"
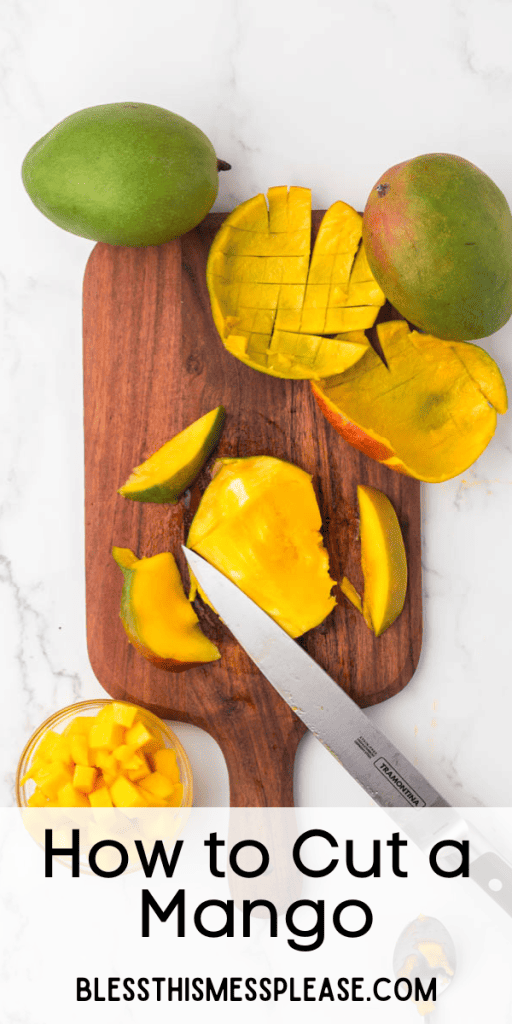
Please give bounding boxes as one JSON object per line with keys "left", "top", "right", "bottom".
{"left": 83, "top": 211, "right": 422, "bottom": 808}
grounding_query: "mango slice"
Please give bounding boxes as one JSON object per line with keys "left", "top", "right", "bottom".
{"left": 112, "top": 547, "right": 220, "bottom": 668}
{"left": 207, "top": 187, "right": 385, "bottom": 379}
{"left": 341, "top": 486, "right": 407, "bottom": 636}
{"left": 187, "top": 455, "right": 336, "bottom": 638}
{"left": 312, "top": 320, "right": 507, "bottom": 482}
{"left": 118, "top": 406, "right": 225, "bottom": 503}
{"left": 20, "top": 702, "right": 185, "bottom": 809}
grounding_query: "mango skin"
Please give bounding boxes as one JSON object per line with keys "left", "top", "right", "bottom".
{"left": 363, "top": 153, "right": 512, "bottom": 341}
{"left": 22, "top": 102, "right": 219, "bottom": 245}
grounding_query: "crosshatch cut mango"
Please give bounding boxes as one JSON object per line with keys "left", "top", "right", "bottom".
{"left": 341, "top": 486, "right": 407, "bottom": 637}
{"left": 187, "top": 455, "right": 336, "bottom": 637}
{"left": 207, "top": 187, "right": 385, "bottom": 379}
{"left": 312, "top": 320, "right": 507, "bottom": 482}
{"left": 118, "top": 406, "right": 225, "bottom": 503}
{"left": 112, "top": 547, "right": 220, "bottom": 669}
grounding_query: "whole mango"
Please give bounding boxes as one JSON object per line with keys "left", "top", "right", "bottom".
{"left": 22, "top": 102, "right": 222, "bottom": 245}
{"left": 362, "top": 153, "right": 512, "bottom": 341}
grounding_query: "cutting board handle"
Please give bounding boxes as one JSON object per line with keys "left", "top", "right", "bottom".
{"left": 212, "top": 715, "right": 302, "bottom": 807}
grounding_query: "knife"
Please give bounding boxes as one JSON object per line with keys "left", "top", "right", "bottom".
{"left": 182, "top": 547, "right": 512, "bottom": 918}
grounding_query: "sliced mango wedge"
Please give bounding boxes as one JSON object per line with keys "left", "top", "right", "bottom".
{"left": 118, "top": 406, "right": 225, "bottom": 502}
{"left": 341, "top": 486, "right": 407, "bottom": 636}
{"left": 207, "top": 187, "right": 385, "bottom": 379}
{"left": 186, "top": 455, "right": 336, "bottom": 638}
{"left": 112, "top": 547, "right": 220, "bottom": 668}
{"left": 312, "top": 320, "right": 508, "bottom": 482}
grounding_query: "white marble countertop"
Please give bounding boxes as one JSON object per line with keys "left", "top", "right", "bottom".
{"left": 2, "top": 0, "right": 512, "bottom": 808}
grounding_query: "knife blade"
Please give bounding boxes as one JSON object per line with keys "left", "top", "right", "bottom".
{"left": 183, "top": 548, "right": 512, "bottom": 918}
{"left": 183, "top": 546, "right": 448, "bottom": 810}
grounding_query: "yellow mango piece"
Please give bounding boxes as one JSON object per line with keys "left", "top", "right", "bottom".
{"left": 63, "top": 716, "right": 95, "bottom": 739}
{"left": 73, "top": 765, "right": 98, "bottom": 794}
{"left": 125, "top": 721, "right": 152, "bottom": 750}
{"left": 102, "top": 770, "right": 121, "bottom": 788}
{"left": 207, "top": 188, "right": 383, "bottom": 380}
{"left": 358, "top": 486, "right": 407, "bottom": 636}
{"left": 110, "top": 776, "right": 148, "bottom": 808}
{"left": 340, "top": 576, "right": 363, "bottom": 614}
{"left": 20, "top": 755, "right": 49, "bottom": 786}
{"left": 168, "top": 783, "right": 184, "bottom": 807}
{"left": 118, "top": 406, "right": 225, "bottom": 504}
{"left": 139, "top": 771, "right": 176, "bottom": 800}
{"left": 125, "top": 764, "right": 151, "bottom": 782}
{"left": 110, "top": 703, "right": 140, "bottom": 728}
{"left": 36, "top": 730, "right": 69, "bottom": 763}
{"left": 27, "top": 788, "right": 50, "bottom": 808}
{"left": 113, "top": 548, "right": 220, "bottom": 667}
{"left": 341, "top": 487, "right": 407, "bottom": 636}
{"left": 113, "top": 744, "right": 135, "bottom": 764}
{"left": 57, "top": 782, "right": 90, "bottom": 808}
{"left": 188, "top": 456, "right": 336, "bottom": 638}
{"left": 312, "top": 320, "right": 508, "bottom": 482}
{"left": 70, "top": 734, "right": 90, "bottom": 767}
{"left": 89, "top": 786, "right": 113, "bottom": 808}
{"left": 35, "top": 761, "right": 73, "bottom": 800}
{"left": 153, "top": 748, "right": 180, "bottom": 783}
{"left": 88, "top": 718, "right": 125, "bottom": 752}
{"left": 93, "top": 750, "right": 117, "bottom": 772}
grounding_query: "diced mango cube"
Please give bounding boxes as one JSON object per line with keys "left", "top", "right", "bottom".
{"left": 168, "top": 783, "right": 184, "bottom": 807}
{"left": 72, "top": 765, "right": 97, "bottom": 794}
{"left": 125, "top": 721, "right": 153, "bottom": 750}
{"left": 102, "top": 770, "right": 121, "bottom": 788}
{"left": 27, "top": 787, "right": 49, "bottom": 807}
{"left": 139, "top": 771, "right": 176, "bottom": 800}
{"left": 111, "top": 702, "right": 139, "bottom": 728}
{"left": 70, "top": 734, "right": 90, "bottom": 767}
{"left": 109, "top": 776, "right": 148, "bottom": 808}
{"left": 112, "top": 744, "right": 135, "bottom": 765}
{"left": 89, "top": 786, "right": 113, "bottom": 808}
{"left": 35, "top": 761, "right": 73, "bottom": 800}
{"left": 92, "top": 750, "right": 117, "bottom": 772}
{"left": 153, "top": 748, "right": 180, "bottom": 783}
{"left": 125, "top": 753, "right": 147, "bottom": 772}
{"left": 37, "top": 730, "right": 66, "bottom": 761}
{"left": 88, "top": 718, "right": 124, "bottom": 751}
{"left": 63, "top": 716, "right": 95, "bottom": 738}
{"left": 57, "top": 782, "right": 90, "bottom": 808}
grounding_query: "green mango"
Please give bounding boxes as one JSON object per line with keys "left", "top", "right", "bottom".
{"left": 22, "top": 102, "right": 220, "bottom": 245}
{"left": 362, "top": 153, "right": 512, "bottom": 341}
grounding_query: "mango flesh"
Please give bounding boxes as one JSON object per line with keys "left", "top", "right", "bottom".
{"left": 363, "top": 153, "right": 512, "bottom": 340}
{"left": 207, "top": 187, "right": 384, "bottom": 379}
{"left": 118, "top": 406, "right": 225, "bottom": 503}
{"left": 312, "top": 320, "right": 507, "bottom": 482}
{"left": 112, "top": 548, "right": 220, "bottom": 668}
{"left": 186, "top": 455, "right": 336, "bottom": 638}
{"left": 21, "top": 702, "right": 184, "bottom": 808}
{"left": 22, "top": 103, "right": 219, "bottom": 245}
{"left": 341, "top": 486, "right": 407, "bottom": 636}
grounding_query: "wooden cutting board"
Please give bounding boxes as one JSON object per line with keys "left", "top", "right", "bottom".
{"left": 83, "top": 211, "right": 422, "bottom": 808}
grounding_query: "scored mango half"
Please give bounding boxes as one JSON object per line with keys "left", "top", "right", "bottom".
{"left": 341, "top": 486, "right": 407, "bottom": 636}
{"left": 112, "top": 547, "right": 220, "bottom": 669}
{"left": 186, "top": 455, "right": 336, "bottom": 637}
{"left": 312, "top": 320, "right": 508, "bottom": 482}
{"left": 207, "top": 186, "right": 385, "bottom": 379}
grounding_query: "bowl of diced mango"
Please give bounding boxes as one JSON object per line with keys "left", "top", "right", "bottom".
{"left": 16, "top": 699, "right": 193, "bottom": 809}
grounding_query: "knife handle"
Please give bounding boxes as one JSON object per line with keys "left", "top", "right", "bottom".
{"left": 470, "top": 852, "right": 512, "bottom": 917}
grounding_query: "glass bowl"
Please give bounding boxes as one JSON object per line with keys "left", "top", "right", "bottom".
{"left": 16, "top": 698, "right": 193, "bottom": 809}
